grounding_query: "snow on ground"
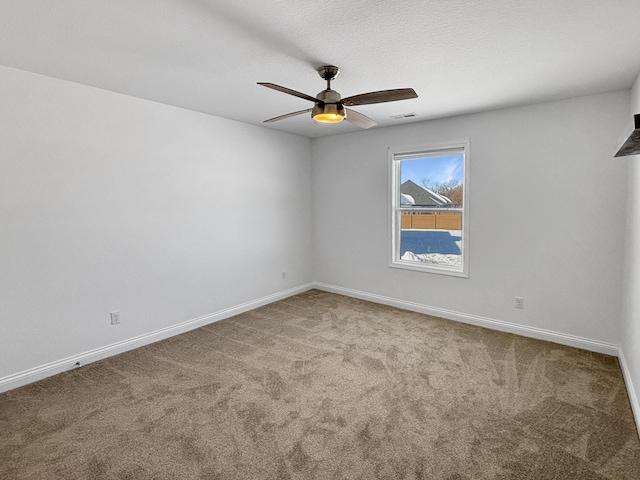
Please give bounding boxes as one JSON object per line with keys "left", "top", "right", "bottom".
{"left": 400, "top": 229, "right": 462, "bottom": 266}
{"left": 401, "top": 251, "right": 462, "bottom": 266}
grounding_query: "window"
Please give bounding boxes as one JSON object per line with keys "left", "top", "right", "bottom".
{"left": 389, "top": 141, "right": 469, "bottom": 277}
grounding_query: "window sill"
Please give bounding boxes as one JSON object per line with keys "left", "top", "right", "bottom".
{"left": 389, "top": 260, "right": 469, "bottom": 278}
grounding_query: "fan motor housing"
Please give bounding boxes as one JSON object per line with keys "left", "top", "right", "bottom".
{"left": 316, "top": 89, "right": 341, "bottom": 104}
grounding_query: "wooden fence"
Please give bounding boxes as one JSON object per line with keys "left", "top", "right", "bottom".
{"left": 401, "top": 212, "right": 462, "bottom": 230}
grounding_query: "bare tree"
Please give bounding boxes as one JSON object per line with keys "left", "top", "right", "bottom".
{"left": 421, "top": 179, "right": 463, "bottom": 206}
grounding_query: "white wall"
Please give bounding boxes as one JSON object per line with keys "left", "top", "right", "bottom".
{"left": 312, "top": 91, "right": 629, "bottom": 348}
{"left": 0, "top": 65, "right": 313, "bottom": 382}
{"left": 621, "top": 71, "right": 640, "bottom": 431}
{"left": 1, "top": 62, "right": 634, "bottom": 399}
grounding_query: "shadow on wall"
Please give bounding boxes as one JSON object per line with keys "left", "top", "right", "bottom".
{"left": 400, "top": 230, "right": 462, "bottom": 255}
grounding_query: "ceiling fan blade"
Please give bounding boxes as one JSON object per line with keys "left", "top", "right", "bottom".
{"left": 345, "top": 108, "right": 376, "bottom": 129}
{"left": 263, "top": 108, "right": 312, "bottom": 123}
{"left": 257, "top": 82, "right": 318, "bottom": 103}
{"left": 341, "top": 88, "right": 418, "bottom": 106}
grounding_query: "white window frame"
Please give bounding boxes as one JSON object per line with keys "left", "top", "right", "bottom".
{"left": 389, "top": 140, "right": 470, "bottom": 277}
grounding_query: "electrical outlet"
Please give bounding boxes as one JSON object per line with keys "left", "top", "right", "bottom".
{"left": 281, "top": 271, "right": 286, "bottom": 280}
{"left": 110, "top": 311, "right": 121, "bottom": 325}
{"left": 515, "top": 297, "right": 524, "bottom": 309}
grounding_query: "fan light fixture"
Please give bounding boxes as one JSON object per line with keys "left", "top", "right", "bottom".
{"left": 312, "top": 103, "right": 345, "bottom": 123}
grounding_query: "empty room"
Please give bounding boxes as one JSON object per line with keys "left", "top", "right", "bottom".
{"left": 1, "top": 1, "right": 640, "bottom": 478}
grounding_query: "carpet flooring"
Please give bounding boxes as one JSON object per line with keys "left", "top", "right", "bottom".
{"left": 1, "top": 290, "right": 639, "bottom": 479}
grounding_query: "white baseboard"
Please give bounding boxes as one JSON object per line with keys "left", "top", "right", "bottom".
{"left": 0, "top": 283, "right": 314, "bottom": 393}
{"left": 313, "top": 282, "right": 619, "bottom": 356}
{"left": 617, "top": 347, "right": 640, "bottom": 438}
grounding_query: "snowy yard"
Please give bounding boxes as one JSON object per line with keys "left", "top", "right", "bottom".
{"left": 400, "top": 229, "right": 462, "bottom": 266}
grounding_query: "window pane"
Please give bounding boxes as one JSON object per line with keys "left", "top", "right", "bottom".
{"left": 397, "top": 153, "right": 465, "bottom": 270}
{"left": 400, "top": 153, "right": 464, "bottom": 208}
{"left": 400, "top": 224, "right": 462, "bottom": 267}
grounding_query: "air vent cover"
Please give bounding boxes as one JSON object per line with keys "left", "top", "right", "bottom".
{"left": 390, "top": 112, "right": 419, "bottom": 120}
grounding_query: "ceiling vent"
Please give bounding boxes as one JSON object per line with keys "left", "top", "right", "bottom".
{"left": 615, "top": 114, "right": 640, "bottom": 157}
{"left": 390, "top": 112, "right": 419, "bottom": 120}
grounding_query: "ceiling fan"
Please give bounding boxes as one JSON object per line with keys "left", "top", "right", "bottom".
{"left": 258, "top": 65, "right": 418, "bottom": 129}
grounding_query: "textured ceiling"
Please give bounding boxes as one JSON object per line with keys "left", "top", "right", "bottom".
{"left": 1, "top": 0, "right": 640, "bottom": 138}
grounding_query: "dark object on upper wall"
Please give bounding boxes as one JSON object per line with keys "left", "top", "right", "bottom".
{"left": 615, "top": 114, "right": 640, "bottom": 157}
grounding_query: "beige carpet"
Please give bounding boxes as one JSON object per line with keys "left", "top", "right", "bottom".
{"left": 1, "top": 290, "right": 639, "bottom": 479}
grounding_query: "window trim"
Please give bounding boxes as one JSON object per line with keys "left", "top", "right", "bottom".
{"left": 388, "top": 140, "right": 470, "bottom": 277}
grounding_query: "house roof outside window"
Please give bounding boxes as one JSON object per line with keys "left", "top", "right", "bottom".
{"left": 400, "top": 180, "right": 453, "bottom": 207}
